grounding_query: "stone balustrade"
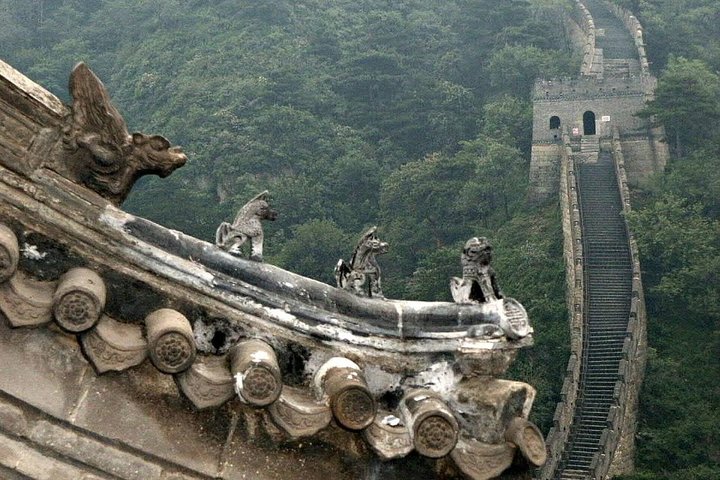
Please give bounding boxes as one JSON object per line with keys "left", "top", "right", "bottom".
{"left": 536, "top": 130, "right": 585, "bottom": 480}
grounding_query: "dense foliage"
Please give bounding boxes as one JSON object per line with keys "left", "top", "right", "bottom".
{"left": 0, "top": 0, "right": 576, "bottom": 434}
{"left": 609, "top": 1, "right": 720, "bottom": 478}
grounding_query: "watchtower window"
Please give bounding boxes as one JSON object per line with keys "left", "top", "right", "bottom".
{"left": 583, "top": 111, "right": 596, "bottom": 135}
{"left": 549, "top": 116, "right": 561, "bottom": 129}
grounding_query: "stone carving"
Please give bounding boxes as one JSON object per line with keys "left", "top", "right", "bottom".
{"left": 363, "top": 414, "right": 413, "bottom": 460}
{"left": 315, "top": 357, "right": 376, "bottom": 431}
{"left": 268, "top": 386, "right": 332, "bottom": 438}
{"left": 53, "top": 267, "right": 106, "bottom": 332}
{"left": 335, "top": 226, "right": 388, "bottom": 298}
{"left": 450, "top": 438, "right": 517, "bottom": 480}
{"left": 400, "top": 390, "right": 459, "bottom": 458}
{"left": 177, "top": 355, "right": 235, "bottom": 410}
{"left": 0, "top": 224, "right": 19, "bottom": 283}
{"left": 229, "top": 339, "right": 282, "bottom": 407}
{"left": 215, "top": 191, "right": 277, "bottom": 262}
{"left": 0, "top": 272, "right": 56, "bottom": 327}
{"left": 145, "top": 309, "right": 196, "bottom": 374}
{"left": 504, "top": 417, "right": 547, "bottom": 467}
{"left": 62, "top": 62, "right": 187, "bottom": 205}
{"left": 81, "top": 315, "right": 148, "bottom": 373}
{"left": 451, "top": 237, "right": 502, "bottom": 304}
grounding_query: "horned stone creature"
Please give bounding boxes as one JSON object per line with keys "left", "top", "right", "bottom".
{"left": 215, "top": 191, "right": 277, "bottom": 262}
{"left": 62, "top": 62, "right": 187, "bottom": 205}
{"left": 335, "top": 226, "right": 389, "bottom": 299}
{"left": 450, "top": 237, "right": 503, "bottom": 304}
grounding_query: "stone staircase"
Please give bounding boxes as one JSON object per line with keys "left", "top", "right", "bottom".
{"left": 583, "top": 0, "right": 637, "bottom": 59}
{"left": 603, "top": 59, "right": 641, "bottom": 78}
{"left": 554, "top": 152, "right": 632, "bottom": 479}
{"left": 580, "top": 136, "right": 600, "bottom": 154}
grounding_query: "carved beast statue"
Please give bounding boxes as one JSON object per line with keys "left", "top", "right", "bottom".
{"left": 335, "top": 226, "right": 389, "bottom": 299}
{"left": 61, "top": 62, "right": 187, "bottom": 205}
{"left": 215, "top": 191, "right": 277, "bottom": 262}
{"left": 450, "top": 236, "right": 503, "bottom": 304}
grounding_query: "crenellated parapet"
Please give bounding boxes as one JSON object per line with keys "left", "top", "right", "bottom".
{"left": 570, "top": 0, "right": 602, "bottom": 77}
{"left": 533, "top": 76, "right": 653, "bottom": 103}
{"left": 595, "top": 129, "right": 647, "bottom": 477}
{"left": 603, "top": 0, "right": 650, "bottom": 75}
{"left": 535, "top": 131, "right": 584, "bottom": 479}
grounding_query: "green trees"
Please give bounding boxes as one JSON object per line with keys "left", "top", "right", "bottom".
{"left": 612, "top": 0, "right": 720, "bottom": 72}
{"left": 638, "top": 56, "right": 720, "bottom": 156}
{"left": 621, "top": 7, "right": 720, "bottom": 475}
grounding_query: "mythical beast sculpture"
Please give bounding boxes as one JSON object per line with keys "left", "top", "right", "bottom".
{"left": 215, "top": 190, "right": 277, "bottom": 261}
{"left": 61, "top": 62, "right": 187, "bottom": 205}
{"left": 335, "top": 226, "right": 389, "bottom": 298}
{"left": 450, "top": 236, "right": 503, "bottom": 304}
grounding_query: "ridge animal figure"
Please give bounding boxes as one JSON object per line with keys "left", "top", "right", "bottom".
{"left": 63, "top": 62, "right": 187, "bottom": 205}
{"left": 335, "top": 226, "right": 389, "bottom": 299}
{"left": 450, "top": 237, "right": 503, "bottom": 304}
{"left": 215, "top": 191, "right": 277, "bottom": 262}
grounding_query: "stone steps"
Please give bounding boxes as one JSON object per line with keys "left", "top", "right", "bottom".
{"left": 554, "top": 151, "right": 632, "bottom": 480}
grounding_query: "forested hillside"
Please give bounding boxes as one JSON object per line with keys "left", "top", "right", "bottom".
{"left": 6, "top": 1, "right": 718, "bottom": 478}
{"left": 0, "top": 0, "right": 576, "bottom": 436}
{"left": 610, "top": 1, "right": 720, "bottom": 479}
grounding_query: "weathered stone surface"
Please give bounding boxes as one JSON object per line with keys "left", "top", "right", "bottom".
{"left": 0, "top": 431, "right": 106, "bottom": 480}
{"left": 364, "top": 413, "right": 413, "bottom": 460}
{"left": 450, "top": 438, "right": 516, "bottom": 480}
{"left": 455, "top": 348, "right": 518, "bottom": 377}
{"left": 70, "top": 362, "right": 227, "bottom": 477}
{"left": 80, "top": 315, "right": 147, "bottom": 373}
{"left": 268, "top": 386, "right": 332, "bottom": 438}
{"left": 0, "top": 403, "right": 28, "bottom": 435}
{"left": 453, "top": 378, "right": 536, "bottom": 444}
{"left": 0, "top": 316, "right": 89, "bottom": 418}
{"left": 29, "top": 420, "right": 165, "bottom": 479}
{"left": 178, "top": 354, "right": 234, "bottom": 410}
{"left": 0, "top": 273, "right": 55, "bottom": 327}
{"left": 146, "top": 308, "right": 196, "bottom": 374}
{"left": 53, "top": 267, "right": 106, "bottom": 332}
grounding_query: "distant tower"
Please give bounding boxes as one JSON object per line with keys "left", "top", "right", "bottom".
{"left": 528, "top": 1, "right": 667, "bottom": 203}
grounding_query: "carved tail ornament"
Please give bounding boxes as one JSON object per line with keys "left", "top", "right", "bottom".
{"left": 59, "top": 62, "right": 187, "bottom": 205}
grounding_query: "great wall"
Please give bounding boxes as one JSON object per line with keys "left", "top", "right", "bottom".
{"left": 530, "top": 1, "right": 664, "bottom": 478}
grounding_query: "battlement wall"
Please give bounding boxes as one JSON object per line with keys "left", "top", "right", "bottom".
{"left": 533, "top": 75, "right": 654, "bottom": 101}
{"left": 532, "top": 77, "right": 651, "bottom": 145}
{"left": 593, "top": 131, "right": 648, "bottom": 477}
{"left": 536, "top": 132, "right": 584, "bottom": 479}
{"left": 570, "top": 0, "right": 601, "bottom": 76}
{"left": 604, "top": 0, "right": 650, "bottom": 75}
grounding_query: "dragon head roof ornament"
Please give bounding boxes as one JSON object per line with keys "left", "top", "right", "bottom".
{"left": 60, "top": 62, "right": 187, "bottom": 205}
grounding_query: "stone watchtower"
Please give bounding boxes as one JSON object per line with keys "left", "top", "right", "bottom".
{"left": 529, "top": 0, "right": 667, "bottom": 203}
